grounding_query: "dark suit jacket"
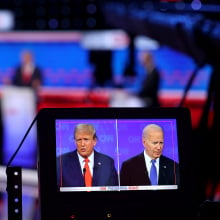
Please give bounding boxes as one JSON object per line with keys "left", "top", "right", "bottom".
{"left": 12, "top": 65, "right": 42, "bottom": 87}
{"left": 57, "top": 150, "right": 118, "bottom": 187}
{"left": 138, "top": 67, "right": 160, "bottom": 107}
{"left": 120, "top": 152, "right": 180, "bottom": 186}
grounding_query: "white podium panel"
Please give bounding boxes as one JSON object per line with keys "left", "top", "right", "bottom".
{"left": 1, "top": 86, "right": 37, "bottom": 168}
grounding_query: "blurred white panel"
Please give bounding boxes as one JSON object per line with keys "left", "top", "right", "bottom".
{"left": 110, "top": 89, "right": 145, "bottom": 107}
{"left": 0, "top": 10, "right": 14, "bottom": 30}
{"left": 1, "top": 86, "right": 37, "bottom": 168}
{"left": 81, "top": 29, "right": 129, "bottom": 50}
{"left": 135, "top": 35, "right": 159, "bottom": 50}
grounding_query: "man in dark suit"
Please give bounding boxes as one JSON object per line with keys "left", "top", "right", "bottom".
{"left": 120, "top": 123, "right": 179, "bottom": 186}
{"left": 138, "top": 52, "right": 161, "bottom": 107}
{"left": 12, "top": 50, "right": 43, "bottom": 90}
{"left": 57, "top": 123, "right": 118, "bottom": 187}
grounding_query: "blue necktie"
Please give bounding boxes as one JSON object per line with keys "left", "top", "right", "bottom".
{"left": 150, "top": 159, "right": 157, "bottom": 185}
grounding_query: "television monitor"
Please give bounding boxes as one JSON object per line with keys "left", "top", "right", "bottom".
{"left": 37, "top": 107, "right": 196, "bottom": 220}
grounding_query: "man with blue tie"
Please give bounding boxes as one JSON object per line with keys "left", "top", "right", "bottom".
{"left": 57, "top": 123, "right": 118, "bottom": 187}
{"left": 120, "top": 123, "right": 180, "bottom": 186}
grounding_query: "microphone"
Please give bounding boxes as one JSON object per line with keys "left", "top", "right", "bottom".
{"left": 83, "top": 168, "right": 86, "bottom": 186}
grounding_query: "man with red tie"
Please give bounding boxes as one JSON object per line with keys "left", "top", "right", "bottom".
{"left": 12, "top": 50, "right": 43, "bottom": 90}
{"left": 57, "top": 123, "right": 118, "bottom": 187}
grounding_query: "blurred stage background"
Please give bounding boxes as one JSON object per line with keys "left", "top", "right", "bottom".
{"left": 0, "top": 0, "right": 220, "bottom": 219}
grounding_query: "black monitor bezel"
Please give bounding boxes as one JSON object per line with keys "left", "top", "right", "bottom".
{"left": 37, "top": 107, "right": 195, "bottom": 219}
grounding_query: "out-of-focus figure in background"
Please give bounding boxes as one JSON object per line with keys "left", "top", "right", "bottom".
{"left": 11, "top": 50, "right": 43, "bottom": 90}
{"left": 138, "top": 52, "right": 161, "bottom": 107}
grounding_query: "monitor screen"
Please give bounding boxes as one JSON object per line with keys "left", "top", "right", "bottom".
{"left": 56, "top": 118, "right": 179, "bottom": 192}
{"left": 37, "top": 107, "right": 195, "bottom": 219}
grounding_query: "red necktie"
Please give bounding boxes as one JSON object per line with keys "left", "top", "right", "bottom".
{"left": 22, "top": 72, "right": 31, "bottom": 84}
{"left": 84, "top": 158, "right": 92, "bottom": 187}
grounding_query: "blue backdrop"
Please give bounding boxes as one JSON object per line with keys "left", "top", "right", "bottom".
{"left": 0, "top": 34, "right": 212, "bottom": 91}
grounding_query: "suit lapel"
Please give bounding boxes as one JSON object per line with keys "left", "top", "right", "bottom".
{"left": 139, "top": 153, "right": 151, "bottom": 183}
{"left": 158, "top": 155, "right": 168, "bottom": 185}
{"left": 71, "top": 150, "right": 84, "bottom": 186}
{"left": 92, "top": 151, "right": 101, "bottom": 185}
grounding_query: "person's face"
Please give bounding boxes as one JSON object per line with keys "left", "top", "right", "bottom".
{"left": 140, "top": 52, "right": 154, "bottom": 71}
{"left": 74, "top": 130, "right": 97, "bottom": 158}
{"left": 21, "top": 52, "right": 33, "bottom": 64}
{"left": 143, "top": 130, "right": 164, "bottom": 159}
